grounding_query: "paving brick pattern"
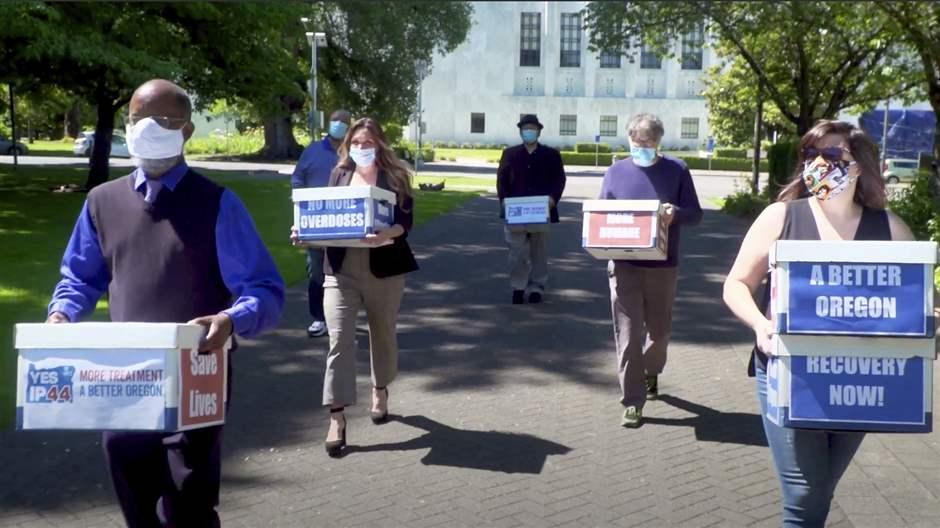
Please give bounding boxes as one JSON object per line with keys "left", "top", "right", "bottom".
{"left": 2, "top": 181, "right": 939, "bottom": 527}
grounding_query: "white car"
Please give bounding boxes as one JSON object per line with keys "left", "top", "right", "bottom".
{"left": 882, "top": 158, "right": 919, "bottom": 184}
{"left": 73, "top": 131, "right": 130, "bottom": 158}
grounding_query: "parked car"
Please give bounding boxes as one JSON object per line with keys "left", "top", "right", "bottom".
{"left": 883, "top": 158, "right": 919, "bottom": 184}
{"left": 73, "top": 131, "right": 131, "bottom": 158}
{"left": 0, "top": 135, "right": 29, "bottom": 155}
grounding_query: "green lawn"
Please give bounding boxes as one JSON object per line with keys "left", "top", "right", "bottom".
{"left": 0, "top": 164, "right": 481, "bottom": 428}
{"left": 16, "top": 139, "right": 76, "bottom": 157}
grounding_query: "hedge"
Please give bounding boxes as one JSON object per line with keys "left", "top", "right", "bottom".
{"left": 574, "top": 142, "right": 612, "bottom": 153}
{"left": 766, "top": 142, "right": 798, "bottom": 198}
{"left": 561, "top": 151, "right": 614, "bottom": 166}
{"left": 715, "top": 148, "right": 747, "bottom": 159}
{"left": 559, "top": 152, "right": 771, "bottom": 169}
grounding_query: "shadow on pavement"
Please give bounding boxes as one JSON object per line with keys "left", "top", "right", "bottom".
{"left": 643, "top": 394, "right": 767, "bottom": 447}
{"left": 345, "top": 414, "right": 571, "bottom": 474}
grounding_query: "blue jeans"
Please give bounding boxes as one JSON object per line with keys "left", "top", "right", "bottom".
{"left": 755, "top": 364, "right": 865, "bottom": 527}
{"left": 307, "top": 248, "right": 325, "bottom": 322}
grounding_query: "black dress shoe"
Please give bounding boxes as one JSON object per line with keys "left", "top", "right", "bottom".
{"left": 528, "top": 291, "right": 542, "bottom": 304}
{"left": 371, "top": 387, "right": 389, "bottom": 424}
{"left": 512, "top": 290, "right": 525, "bottom": 304}
{"left": 325, "top": 410, "right": 346, "bottom": 457}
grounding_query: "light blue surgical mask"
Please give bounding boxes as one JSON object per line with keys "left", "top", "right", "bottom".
{"left": 629, "top": 144, "right": 658, "bottom": 167}
{"left": 521, "top": 129, "right": 539, "bottom": 145}
{"left": 328, "top": 120, "right": 348, "bottom": 140}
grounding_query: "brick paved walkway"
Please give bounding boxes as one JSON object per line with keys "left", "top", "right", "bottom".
{"left": 3, "top": 184, "right": 940, "bottom": 527}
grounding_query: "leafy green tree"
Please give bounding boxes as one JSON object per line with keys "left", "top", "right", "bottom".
{"left": 702, "top": 58, "right": 792, "bottom": 147}
{"left": 584, "top": 1, "right": 922, "bottom": 136}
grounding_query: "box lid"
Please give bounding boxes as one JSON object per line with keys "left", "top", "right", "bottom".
{"left": 15, "top": 323, "right": 206, "bottom": 349}
{"left": 582, "top": 199, "right": 662, "bottom": 213}
{"left": 772, "top": 333, "right": 937, "bottom": 359}
{"left": 771, "top": 240, "right": 938, "bottom": 265}
{"left": 292, "top": 185, "right": 396, "bottom": 205}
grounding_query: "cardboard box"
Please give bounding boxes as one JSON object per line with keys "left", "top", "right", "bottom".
{"left": 766, "top": 334, "right": 935, "bottom": 432}
{"left": 770, "top": 240, "right": 937, "bottom": 337}
{"left": 293, "top": 186, "right": 396, "bottom": 248}
{"left": 581, "top": 200, "right": 668, "bottom": 260}
{"left": 504, "top": 196, "right": 551, "bottom": 232}
{"left": 15, "top": 323, "right": 229, "bottom": 431}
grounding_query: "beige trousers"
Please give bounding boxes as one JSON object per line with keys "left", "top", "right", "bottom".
{"left": 608, "top": 261, "right": 679, "bottom": 409}
{"left": 322, "top": 248, "right": 406, "bottom": 407}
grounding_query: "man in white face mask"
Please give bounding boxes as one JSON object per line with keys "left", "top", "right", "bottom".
{"left": 46, "top": 79, "right": 285, "bottom": 526}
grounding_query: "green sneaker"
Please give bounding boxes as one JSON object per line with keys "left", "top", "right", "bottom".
{"left": 645, "top": 375, "right": 659, "bottom": 400}
{"left": 621, "top": 406, "right": 642, "bottom": 428}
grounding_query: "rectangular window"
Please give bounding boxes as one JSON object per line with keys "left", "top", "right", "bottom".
{"left": 600, "top": 116, "right": 618, "bottom": 137}
{"left": 681, "top": 117, "right": 700, "bottom": 139}
{"left": 599, "top": 49, "right": 621, "bottom": 69}
{"left": 681, "top": 23, "right": 704, "bottom": 70}
{"left": 470, "top": 113, "right": 485, "bottom": 134}
{"left": 560, "top": 13, "right": 581, "bottom": 68}
{"left": 640, "top": 44, "right": 662, "bottom": 69}
{"left": 560, "top": 114, "right": 577, "bottom": 136}
{"left": 520, "top": 12, "right": 541, "bottom": 67}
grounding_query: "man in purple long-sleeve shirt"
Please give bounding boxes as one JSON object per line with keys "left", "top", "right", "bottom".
{"left": 47, "top": 80, "right": 285, "bottom": 527}
{"left": 600, "top": 113, "right": 702, "bottom": 428}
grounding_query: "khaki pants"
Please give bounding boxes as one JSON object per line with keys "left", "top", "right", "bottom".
{"left": 608, "top": 261, "right": 679, "bottom": 409}
{"left": 322, "top": 248, "right": 406, "bottom": 407}
{"left": 504, "top": 225, "right": 549, "bottom": 293}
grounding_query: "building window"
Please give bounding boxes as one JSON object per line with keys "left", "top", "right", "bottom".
{"left": 681, "top": 117, "right": 700, "bottom": 139}
{"left": 520, "top": 12, "right": 541, "bottom": 67}
{"left": 600, "top": 49, "right": 621, "bottom": 68}
{"left": 470, "top": 113, "right": 485, "bottom": 134}
{"left": 681, "top": 23, "right": 704, "bottom": 70}
{"left": 686, "top": 79, "right": 698, "bottom": 97}
{"left": 560, "top": 13, "right": 581, "bottom": 68}
{"left": 560, "top": 114, "right": 577, "bottom": 136}
{"left": 640, "top": 44, "right": 661, "bottom": 69}
{"left": 600, "top": 116, "right": 618, "bottom": 137}
{"left": 605, "top": 77, "right": 614, "bottom": 96}
{"left": 645, "top": 77, "right": 655, "bottom": 96}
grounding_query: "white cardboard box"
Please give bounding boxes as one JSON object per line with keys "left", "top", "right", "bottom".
{"left": 293, "top": 186, "right": 396, "bottom": 248}
{"left": 581, "top": 200, "right": 668, "bottom": 260}
{"left": 15, "top": 323, "right": 229, "bottom": 431}
{"left": 770, "top": 240, "right": 937, "bottom": 337}
{"left": 766, "top": 334, "right": 935, "bottom": 432}
{"left": 504, "top": 196, "right": 551, "bottom": 231}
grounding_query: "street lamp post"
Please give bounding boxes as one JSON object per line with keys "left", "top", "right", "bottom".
{"left": 415, "top": 59, "right": 429, "bottom": 178}
{"left": 300, "top": 17, "right": 327, "bottom": 141}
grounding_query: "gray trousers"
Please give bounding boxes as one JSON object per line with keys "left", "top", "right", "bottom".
{"left": 322, "top": 248, "right": 405, "bottom": 408}
{"left": 608, "top": 261, "right": 679, "bottom": 409}
{"left": 504, "top": 225, "right": 549, "bottom": 293}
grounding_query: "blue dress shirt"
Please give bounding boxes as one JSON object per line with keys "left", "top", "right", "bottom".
{"left": 291, "top": 137, "right": 338, "bottom": 189}
{"left": 49, "top": 162, "right": 285, "bottom": 337}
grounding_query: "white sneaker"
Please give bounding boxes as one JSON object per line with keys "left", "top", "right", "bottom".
{"left": 307, "top": 321, "right": 327, "bottom": 337}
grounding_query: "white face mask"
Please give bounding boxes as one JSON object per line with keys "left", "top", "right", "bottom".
{"left": 126, "top": 117, "right": 185, "bottom": 160}
{"left": 350, "top": 146, "right": 376, "bottom": 167}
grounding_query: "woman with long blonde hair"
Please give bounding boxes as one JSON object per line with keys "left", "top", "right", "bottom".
{"left": 319, "top": 117, "right": 418, "bottom": 457}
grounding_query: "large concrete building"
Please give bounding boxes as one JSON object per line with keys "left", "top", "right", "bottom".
{"left": 409, "top": 1, "right": 717, "bottom": 150}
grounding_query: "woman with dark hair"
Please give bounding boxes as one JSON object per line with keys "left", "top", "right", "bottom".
{"left": 722, "top": 120, "right": 914, "bottom": 526}
{"left": 293, "top": 117, "right": 418, "bottom": 457}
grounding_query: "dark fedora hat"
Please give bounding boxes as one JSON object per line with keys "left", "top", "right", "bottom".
{"left": 517, "top": 114, "right": 544, "bottom": 130}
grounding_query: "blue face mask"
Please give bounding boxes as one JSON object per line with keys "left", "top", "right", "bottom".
{"left": 521, "top": 129, "right": 539, "bottom": 145}
{"left": 629, "top": 144, "right": 658, "bottom": 167}
{"left": 328, "top": 120, "right": 348, "bottom": 140}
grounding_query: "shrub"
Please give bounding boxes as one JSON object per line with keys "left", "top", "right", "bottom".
{"left": 561, "top": 151, "right": 613, "bottom": 166}
{"left": 766, "top": 141, "right": 798, "bottom": 199}
{"left": 575, "top": 142, "right": 612, "bottom": 153}
{"left": 679, "top": 156, "right": 769, "bottom": 172}
{"left": 446, "top": 141, "right": 458, "bottom": 148}
{"left": 888, "top": 170, "right": 940, "bottom": 242}
{"left": 716, "top": 148, "right": 747, "bottom": 159}
{"left": 459, "top": 142, "right": 473, "bottom": 149}
{"left": 721, "top": 188, "right": 771, "bottom": 219}
{"left": 384, "top": 123, "right": 403, "bottom": 145}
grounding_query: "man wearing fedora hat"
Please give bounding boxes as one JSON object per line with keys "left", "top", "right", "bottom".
{"left": 497, "top": 114, "right": 566, "bottom": 304}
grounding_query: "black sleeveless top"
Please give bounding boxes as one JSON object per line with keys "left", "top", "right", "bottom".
{"left": 748, "top": 198, "right": 892, "bottom": 375}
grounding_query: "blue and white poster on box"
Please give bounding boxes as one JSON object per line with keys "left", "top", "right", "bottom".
{"left": 18, "top": 349, "right": 170, "bottom": 430}
{"left": 771, "top": 240, "right": 937, "bottom": 337}
{"left": 292, "top": 186, "right": 395, "bottom": 246}
{"left": 504, "top": 195, "right": 550, "bottom": 225}
{"left": 766, "top": 335, "right": 934, "bottom": 433}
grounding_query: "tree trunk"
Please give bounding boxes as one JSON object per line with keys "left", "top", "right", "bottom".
{"left": 261, "top": 114, "right": 303, "bottom": 159}
{"left": 751, "top": 84, "right": 764, "bottom": 194}
{"left": 85, "top": 98, "right": 116, "bottom": 190}
{"left": 66, "top": 102, "right": 81, "bottom": 138}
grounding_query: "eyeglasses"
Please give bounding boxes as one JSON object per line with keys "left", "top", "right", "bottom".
{"left": 802, "top": 146, "right": 850, "bottom": 161}
{"left": 125, "top": 115, "right": 189, "bottom": 130}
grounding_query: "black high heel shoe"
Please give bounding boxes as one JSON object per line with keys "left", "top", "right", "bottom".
{"left": 371, "top": 387, "right": 389, "bottom": 424}
{"left": 325, "top": 409, "right": 346, "bottom": 457}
